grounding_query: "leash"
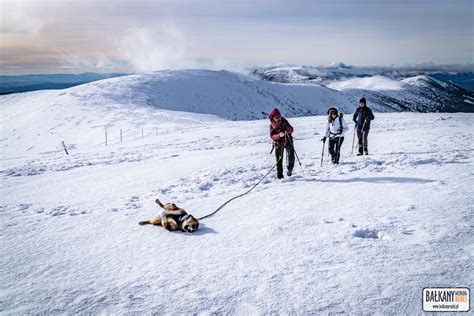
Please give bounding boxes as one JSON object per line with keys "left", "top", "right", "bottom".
{"left": 198, "top": 155, "right": 283, "bottom": 221}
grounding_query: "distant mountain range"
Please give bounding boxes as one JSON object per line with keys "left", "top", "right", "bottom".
{"left": 251, "top": 65, "right": 474, "bottom": 112}
{"left": 0, "top": 73, "right": 128, "bottom": 95}
{"left": 1, "top": 66, "right": 473, "bottom": 131}
{"left": 250, "top": 64, "right": 474, "bottom": 91}
{"left": 2, "top": 70, "right": 472, "bottom": 131}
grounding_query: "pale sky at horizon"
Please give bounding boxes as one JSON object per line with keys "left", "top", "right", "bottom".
{"left": 0, "top": 0, "right": 473, "bottom": 74}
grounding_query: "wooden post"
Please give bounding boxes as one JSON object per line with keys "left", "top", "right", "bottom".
{"left": 61, "top": 141, "right": 69, "bottom": 155}
{"left": 120, "top": 129, "right": 123, "bottom": 143}
{"left": 105, "top": 129, "right": 108, "bottom": 146}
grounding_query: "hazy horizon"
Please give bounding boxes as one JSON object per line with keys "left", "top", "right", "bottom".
{"left": 1, "top": 0, "right": 472, "bottom": 74}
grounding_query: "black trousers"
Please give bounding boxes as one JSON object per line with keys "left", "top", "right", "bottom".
{"left": 328, "top": 137, "right": 344, "bottom": 164}
{"left": 275, "top": 143, "right": 295, "bottom": 178}
{"left": 356, "top": 129, "right": 369, "bottom": 154}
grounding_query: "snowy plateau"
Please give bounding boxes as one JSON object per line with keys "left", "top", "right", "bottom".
{"left": 1, "top": 70, "right": 473, "bottom": 314}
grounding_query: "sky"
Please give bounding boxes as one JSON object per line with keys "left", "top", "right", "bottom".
{"left": 0, "top": 0, "right": 473, "bottom": 74}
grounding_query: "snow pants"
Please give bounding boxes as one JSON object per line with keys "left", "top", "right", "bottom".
{"left": 328, "top": 137, "right": 344, "bottom": 164}
{"left": 357, "top": 129, "right": 370, "bottom": 154}
{"left": 275, "top": 142, "right": 295, "bottom": 178}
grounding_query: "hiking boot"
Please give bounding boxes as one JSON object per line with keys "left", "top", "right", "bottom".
{"left": 277, "top": 174, "right": 284, "bottom": 179}
{"left": 287, "top": 170, "right": 292, "bottom": 176}
{"left": 357, "top": 152, "right": 363, "bottom": 156}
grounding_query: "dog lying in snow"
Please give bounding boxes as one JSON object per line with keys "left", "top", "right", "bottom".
{"left": 138, "top": 199, "right": 199, "bottom": 233}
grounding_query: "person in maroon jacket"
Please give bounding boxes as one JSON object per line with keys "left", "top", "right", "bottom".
{"left": 269, "top": 108, "right": 295, "bottom": 179}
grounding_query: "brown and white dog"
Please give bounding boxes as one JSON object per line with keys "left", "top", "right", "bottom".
{"left": 138, "top": 199, "right": 199, "bottom": 233}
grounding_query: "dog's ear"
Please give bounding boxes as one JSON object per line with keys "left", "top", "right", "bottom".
{"left": 171, "top": 203, "right": 178, "bottom": 210}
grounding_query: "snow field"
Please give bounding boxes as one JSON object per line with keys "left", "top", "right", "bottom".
{"left": 1, "top": 109, "right": 473, "bottom": 313}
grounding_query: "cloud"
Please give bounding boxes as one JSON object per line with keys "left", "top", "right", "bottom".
{"left": 116, "top": 26, "right": 190, "bottom": 72}
{"left": 0, "top": 0, "right": 45, "bottom": 34}
{"left": 1, "top": 0, "right": 472, "bottom": 73}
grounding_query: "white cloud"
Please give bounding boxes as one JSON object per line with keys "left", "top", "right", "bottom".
{"left": 116, "top": 26, "right": 189, "bottom": 72}
{"left": 0, "top": 0, "right": 45, "bottom": 34}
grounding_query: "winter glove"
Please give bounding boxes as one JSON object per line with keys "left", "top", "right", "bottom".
{"left": 321, "top": 136, "right": 327, "bottom": 142}
{"left": 279, "top": 132, "right": 285, "bottom": 138}
{"left": 337, "top": 128, "right": 342, "bottom": 134}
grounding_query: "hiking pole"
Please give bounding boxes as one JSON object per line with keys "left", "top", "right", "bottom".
{"left": 336, "top": 135, "right": 343, "bottom": 163}
{"left": 351, "top": 123, "right": 356, "bottom": 155}
{"left": 320, "top": 138, "right": 326, "bottom": 167}
{"left": 285, "top": 131, "right": 302, "bottom": 166}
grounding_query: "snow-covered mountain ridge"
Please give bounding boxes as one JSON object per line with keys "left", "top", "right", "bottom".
{"left": 252, "top": 66, "right": 474, "bottom": 112}
{"left": 3, "top": 69, "right": 473, "bottom": 159}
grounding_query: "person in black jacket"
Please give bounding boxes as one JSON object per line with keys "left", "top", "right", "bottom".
{"left": 352, "top": 97, "right": 374, "bottom": 155}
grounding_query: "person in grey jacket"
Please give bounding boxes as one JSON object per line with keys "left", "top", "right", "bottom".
{"left": 352, "top": 97, "right": 374, "bottom": 155}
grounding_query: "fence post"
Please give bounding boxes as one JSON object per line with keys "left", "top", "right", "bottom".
{"left": 105, "top": 129, "right": 108, "bottom": 146}
{"left": 120, "top": 129, "right": 123, "bottom": 143}
{"left": 61, "top": 141, "right": 69, "bottom": 155}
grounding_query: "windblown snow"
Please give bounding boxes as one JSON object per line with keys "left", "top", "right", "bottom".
{"left": 1, "top": 71, "right": 473, "bottom": 314}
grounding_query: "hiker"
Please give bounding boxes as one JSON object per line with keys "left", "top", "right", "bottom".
{"left": 352, "top": 97, "right": 375, "bottom": 155}
{"left": 321, "top": 107, "right": 349, "bottom": 164}
{"left": 269, "top": 108, "right": 295, "bottom": 179}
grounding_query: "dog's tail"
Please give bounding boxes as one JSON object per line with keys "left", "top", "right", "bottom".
{"left": 155, "top": 198, "right": 165, "bottom": 209}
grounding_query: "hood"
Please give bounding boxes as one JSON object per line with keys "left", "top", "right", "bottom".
{"left": 269, "top": 108, "right": 281, "bottom": 120}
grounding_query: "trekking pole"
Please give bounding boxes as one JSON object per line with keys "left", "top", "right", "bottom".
{"left": 360, "top": 120, "right": 366, "bottom": 155}
{"left": 320, "top": 139, "right": 326, "bottom": 167}
{"left": 337, "top": 135, "right": 343, "bottom": 163}
{"left": 351, "top": 123, "right": 356, "bottom": 155}
{"left": 285, "top": 131, "right": 302, "bottom": 166}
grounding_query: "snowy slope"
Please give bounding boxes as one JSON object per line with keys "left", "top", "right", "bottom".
{"left": 1, "top": 69, "right": 395, "bottom": 159}
{"left": 3, "top": 69, "right": 471, "bottom": 162}
{"left": 65, "top": 69, "right": 359, "bottom": 119}
{"left": 327, "top": 75, "right": 474, "bottom": 112}
{"left": 1, "top": 86, "right": 473, "bottom": 314}
{"left": 328, "top": 75, "right": 409, "bottom": 91}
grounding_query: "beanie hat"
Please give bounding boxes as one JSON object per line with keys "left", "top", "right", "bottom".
{"left": 359, "top": 97, "right": 366, "bottom": 105}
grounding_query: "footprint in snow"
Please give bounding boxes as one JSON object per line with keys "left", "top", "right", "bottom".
{"left": 126, "top": 196, "right": 143, "bottom": 210}
{"left": 353, "top": 228, "right": 385, "bottom": 239}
